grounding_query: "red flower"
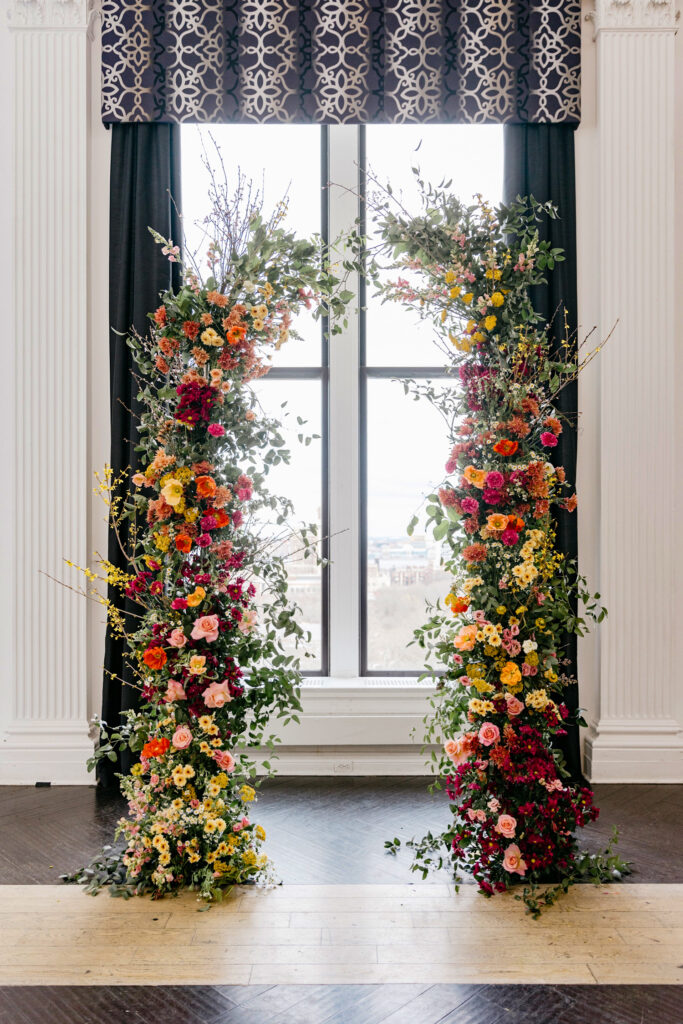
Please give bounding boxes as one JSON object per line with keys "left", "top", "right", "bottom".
{"left": 142, "top": 737, "right": 170, "bottom": 759}
{"left": 493, "top": 439, "right": 518, "bottom": 457}
{"left": 183, "top": 320, "right": 200, "bottom": 339}
{"left": 175, "top": 534, "right": 192, "bottom": 553}
{"left": 143, "top": 646, "right": 167, "bottom": 670}
{"left": 153, "top": 306, "right": 167, "bottom": 326}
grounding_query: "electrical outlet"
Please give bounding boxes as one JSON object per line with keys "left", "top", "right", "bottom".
{"left": 333, "top": 760, "right": 353, "bottom": 774}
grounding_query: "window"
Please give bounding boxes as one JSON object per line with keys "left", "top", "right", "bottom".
{"left": 182, "top": 124, "right": 503, "bottom": 681}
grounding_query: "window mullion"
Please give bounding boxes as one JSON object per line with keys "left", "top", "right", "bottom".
{"left": 327, "top": 125, "right": 361, "bottom": 678}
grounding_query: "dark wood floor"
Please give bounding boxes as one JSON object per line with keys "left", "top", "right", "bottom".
{"left": 1, "top": 983, "right": 681, "bottom": 1024}
{"left": 0, "top": 778, "right": 680, "bottom": 885}
{"left": 1, "top": 780, "right": 681, "bottom": 1023}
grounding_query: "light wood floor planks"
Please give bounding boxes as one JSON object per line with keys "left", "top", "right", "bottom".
{"left": 0, "top": 884, "right": 681, "bottom": 987}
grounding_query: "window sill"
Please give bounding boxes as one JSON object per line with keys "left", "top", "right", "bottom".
{"left": 300, "top": 676, "right": 435, "bottom": 691}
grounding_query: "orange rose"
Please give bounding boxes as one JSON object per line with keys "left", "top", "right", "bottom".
{"left": 196, "top": 475, "right": 217, "bottom": 499}
{"left": 175, "top": 534, "right": 192, "bottom": 553}
{"left": 143, "top": 646, "right": 167, "bottom": 670}
{"left": 493, "top": 439, "right": 518, "bottom": 457}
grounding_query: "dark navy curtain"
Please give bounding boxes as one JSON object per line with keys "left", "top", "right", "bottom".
{"left": 101, "top": 1, "right": 581, "bottom": 126}
{"left": 100, "top": 124, "right": 182, "bottom": 788}
{"left": 503, "top": 124, "right": 582, "bottom": 783}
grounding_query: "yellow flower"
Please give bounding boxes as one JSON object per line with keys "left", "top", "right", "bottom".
{"left": 252, "top": 318, "right": 264, "bottom": 331}
{"left": 468, "top": 698, "right": 495, "bottom": 717}
{"left": 242, "top": 849, "right": 257, "bottom": 867}
{"left": 255, "top": 825, "right": 266, "bottom": 841}
{"left": 490, "top": 291, "right": 504, "bottom": 307}
{"left": 444, "top": 269, "right": 457, "bottom": 284}
{"left": 496, "top": 605, "right": 507, "bottom": 615}
{"left": 500, "top": 661, "right": 522, "bottom": 690}
{"left": 131, "top": 763, "right": 143, "bottom": 777}
{"left": 201, "top": 328, "right": 223, "bottom": 347}
{"left": 189, "top": 655, "right": 206, "bottom": 675}
{"left": 462, "top": 292, "right": 473, "bottom": 305}
{"left": 485, "top": 268, "right": 502, "bottom": 280}
{"left": 154, "top": 533, "right": 170, "bottom": 553}
{"left": 484, "top": 315, "right": 497, "bottom": 331}
{"left": 240, "top": 784, "right": 255, "bottom": 803}
{"left": 526, "top": 651, "right": 539, "bottom": 666}
{"left": 198, "top": 715, "right": 213, "bottom": 733}
{"left": 526, "top": 688, "right": 550, "bottom": 711}
{"left": 544, "top": 669, "right": 558, "bottom": 683}
{"left": 161, "top": 479, "right": 184, "bottom": 506}
{"left": 449, "top": 286, "right": 461, "bottom": 299}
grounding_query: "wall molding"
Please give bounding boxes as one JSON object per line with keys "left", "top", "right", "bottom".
{"left": 589, "top": 0, "right": 678, "bottom": 33}
{"left": 250, "top": 747, "right": 436, "bottom": 777}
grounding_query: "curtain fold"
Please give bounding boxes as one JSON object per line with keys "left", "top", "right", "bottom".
{"left": 100, "top": 123, "right": 182, "bottom": 789}
{"left": 503, "top": 124, "right": 582, "bottom": 783}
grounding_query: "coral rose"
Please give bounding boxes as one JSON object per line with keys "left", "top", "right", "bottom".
{"left": 214, "top": 750, "right": 236, "bottom": 772}
{"left": 196, "top": 475, "right": 217, "bottom": 498}
{"left": 143, "top": 646, "right": 167, "bottom": 670}
{"left": 502, "top": 843, "right": 527, "bottom": 876}
{"left": 165, "top": 680, "right": 187, "bottom": 702}
{"left": 172, "top": 725, "right": 193, "bottom": 749}
{"left": 495, "top": 814, "right": 517, "bottom": 839}
{"left": 478, "top": 722, "right": 500, "bottom": 747}
{"left": 504, "top": 692, "right": 525, "bottom": 716}
{"left": 191, "top": 614, "right": 220, "bottom": 642}
{"left": 203, "top": 681, "right": 232, "bottom": 708}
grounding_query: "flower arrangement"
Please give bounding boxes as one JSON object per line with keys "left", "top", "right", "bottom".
{"left": 67, "top": 173, "right": 354, "bottom": 900}
{"left": 371, "top": 183, "right": 626, "bottom": 914}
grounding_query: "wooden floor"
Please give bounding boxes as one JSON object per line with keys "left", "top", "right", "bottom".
{"left": 1, "top": 883, "right": 682, "bottom": 987}
{"left": 1, "top": 780, "right": 681, "bottom": 1022}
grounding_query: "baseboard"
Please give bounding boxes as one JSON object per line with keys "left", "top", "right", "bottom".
{"left": 251, "top": 746, "right": 437, "bottom": 776}
{"left": 0, "top": 722, "right": 93, "bottom": 785}
{"left": 584, "top": 721, "right": 683, "bottom": 783}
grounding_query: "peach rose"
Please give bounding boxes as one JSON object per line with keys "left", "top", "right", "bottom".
{"left": 188, "top": 655, "right": 206, "bottom": 675}
{"left": 478, "top": 722, "right": 500, "bottom": 747}
{"left": 203, "top": 681, "right": 231, "bottom": 708}
{"left": 191, "top": 614, "right": 220, "bottom": 642}
{"left": 213, "top": 750, "right": 236, "bottom": 773}
{"left": 444, "top": 737, "right": 468, "bottom": 766}
{"left": 165, "top": 679, "right": 187, "bottom": 702}
{"left": 495, "top": 814, "right": 517, "bottom": 839}
{"left": 505, "top": 692, "right": 525, "bottom": 716}
{"left": 172, "top": 725, "right": 192, "bottom": 749}
{"left": 168, "top": 628, "right": 187, "bottom": 648}
{"left": 502, "top": 843, "right": 527, "bottom": 876}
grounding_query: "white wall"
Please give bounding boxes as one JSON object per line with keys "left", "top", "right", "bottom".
{"left": 1, "top": 0, "right": 681, "bottom": 783}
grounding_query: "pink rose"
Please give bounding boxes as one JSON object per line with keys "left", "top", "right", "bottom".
{"left": 208, "top": 423, "right": 225, "bottom": 437}
{"left": 191, "top": 614, "right": 220, "bottom": 642}
{"left": 165, "top": 679, "right": 187, "bottom": 702}
{"left": 488, "top": 797, "right": 501, "bottom": 813}
{"left": 467, "top": 808, "right": 486, "bottom": 823}
{"left": 505, "top": 693, "right": 525, "bottom": 716}
{"left": 495, "top": 814, "right": 517, "bottom": 838}
{"left": 213, "top": 750, "right": 236, "bottom": 773}
{"left": 502, "top": 843, "right": 527, "bottom": 876}
{"left": 168, "top": 628, "right": 187, "bottom": 648}
{"left": 172, "top": 725, "right": 192, "bottom": 749}
{"left": 540, "top": 431, "right": 558, "bottom": 448}
{"left": 203, "top": 681, "right": 232, "bottom": 708}
{"left": 478, "top": 722, "right": 500, "bottom": 747}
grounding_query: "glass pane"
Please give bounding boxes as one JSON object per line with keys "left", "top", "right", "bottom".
{"left": 365, "top": 124, "right": 504, "bottom": 367}
{"left": 249, "top": 379, "right": 323, "bottom": 672}
{"left": 365, "top": 378, "right": 452, "bottom": 672}
{"left": 181, "top": 125, "right": 323, "bottom": 368}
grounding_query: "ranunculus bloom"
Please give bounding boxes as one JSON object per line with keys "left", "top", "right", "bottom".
{"left": 203, "top": 681, "right": 232, "bottom": 708}
{"left": 540, "top": 431, "right": 558, "bottom": 448}
{"left": 188, "top": 655, "right": 206, "bottom": 675}
{"left": 171, "top": 597, "right": 188, "bottom": 610}
{"left": 165, "top": 679, "right": 186, "bottom": 702}
{"left": 172, "top": 725, "right": 193, "bottom": 749}
{"left": 191, "top": 614, "right": 220, "bottom": 642}
{"left": 168, "top": 628, "right": 187, "bottom": 648}
{"left": 478, "top": 722, "right": 501, "bottom": 747}
{"left": 500, "top": 528, "right": 519, "bottom": 546}
{"left": 486, "top": 470, "right": 505, "bottom": 490}
{"left": 208, "top": 423, "right": 225, "bottom": 437}
{"left": 495, "top": 814, "right": 517, "bottom": 839}
{"left": 493, "top": 439, "right": 518, "bottom": 457}
{"left": 196, "top": 475, "right": 217, "bottom": 498}
{"left": 214, "top": 750, "right": 236, "bottom": 772}
{"left": 196, "top": 534, "right": 212, "bottom": 548}
{"left": 141, "top": 737, "right": 170, "bottom": 758}
{"left": 143, "top": 646, "right": 167, "bottom": 670}
{"left": 502, "top": 843, "right": 527, "bottom": 876}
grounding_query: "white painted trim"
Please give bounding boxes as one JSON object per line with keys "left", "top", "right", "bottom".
{"left": 0, "top": 722, "right": 93, "bottom": 785}
{"left": 250, "top": 747, "right": 436, "bottom": 776}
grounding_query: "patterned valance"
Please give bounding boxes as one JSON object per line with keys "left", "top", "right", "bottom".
{"left": 102, "top": 1, "right": 581, "bottom": 125}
